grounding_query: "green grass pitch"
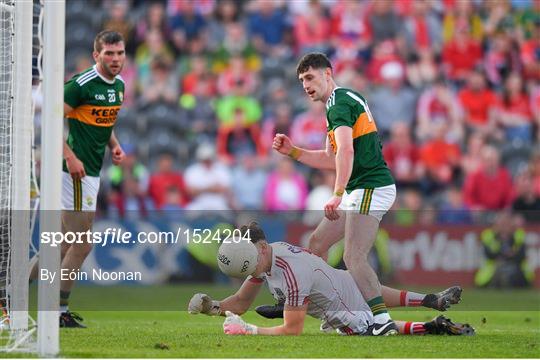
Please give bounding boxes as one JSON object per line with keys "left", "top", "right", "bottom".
{"left": 15, "top": 285, "right": 540, "bottom": 358}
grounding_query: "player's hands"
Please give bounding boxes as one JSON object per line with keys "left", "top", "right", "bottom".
{"left": 223, "top": 311, "right": 257, "bottom": 335}
{"left": 188, "top": 293, "right": 221, "bottom": 316}
{"left": 65, "top": 155, "right": 86, "bottom": 180}
{"left": 110, "top": 144, "right": 125, "bottom": 165}
{"left": 272, "top": 133, "right": 293, "bottom": 156}
{"left": 324, "top": 195, "right": 342, "bottom": 221}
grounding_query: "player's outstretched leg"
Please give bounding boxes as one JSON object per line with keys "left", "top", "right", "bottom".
{"left": 382, "top": 286, "right": 462, "bottom": 311}
{"left": 395, "top": 316, "right": 475, "bottom": 336}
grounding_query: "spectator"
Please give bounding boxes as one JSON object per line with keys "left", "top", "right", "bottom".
{"left": 181, "top": 55, "right": 216, "bottom": 96}
{"left": 458, "top": 70, "right": 500, "bottom": 139}
{"left": 289, "top": 100, "right": 327, "bottom": 151}
{"left": 179, "top": 72, "right": 217, "bottom": 137}
{"left": 519, "top": 19, "right": 540, "bottom": 81}
{"left": 494, "top": 72, "right": 534, "bottom": 143}
{"left": 416, "top": 78, "right": 463, "bottom": 143}
{"left": 135, "top": 2, "right": 171, "bottom": 45}
{"left": 475, "top": 210, "right": 534, "bottom": 288}
{"left": 216, "top": 106, "right": 265, "bottom": 164}
{"left": 368, "top": 61, "right": 418, "bottom": 138}
{"left": 441, "top": 22, "right": 483, "bottom": 84}
{"left": 134, "top": 29, "right": 174, "bottom": 88}
{"left": 102, "top": 0, "right": 135, "bottom": 55}
{"left": 140, "top": 56, "right": 179, "bottom": 105}
{"left": 231, "top": 154, "right": 268, "bottom": 210}
{"left": 303, "top": 170, "right": 335, "bottom": 226}
{"left": 419, "top": 121, "right": 462, "bottom": 193}
{"left": 212, "top": 22, "right": 261, "bottom": 73}
{"left": 147, "top": 153, "right": 190, "bottom": 210}
{"left": 184, "top": 143, "right": 232, "bottom": 211}
{"left": 264, "top": 157, "right": 308, "bottom": 211}
{"left": 436, "top": 185, "right": 472, "bottom": 224}
{"left": 107, "top": 145, "right": 149, "bottom": 218}
{"left": 170, "top": 0, "right": 207, "bottom": 53}
{"left": 246, "top": 0, "right": 291, "bottom": 60}
{"left": 405, "top": 48, "right": 438, "bottom": 89}
{"left": 531, "top": 82, "right": 540, "bottom": 140}
{"left": 215, "top": 77, "right": 264, "bottom": 163}
{"left": 261, "top": 102, "right": 293, "bottom": 153}
{"left": 368, "top": 0, "right": 404, "bottom": 46}
{"left": 294, "top": 0, "right": 330, "bottom": 55}
{"left": 216, "top": 55, "right": 258, "bottom": 96}
{"left": 402, "top": 0, "right": 442, "bottom": 55}
{"left": 461, "top": 132, "right": 487, "bottom": 176}
{"left": 463, "top": 145, "right": 514, "bottom": 210}
{"left": 383, "top": 121, "right": 424, "bottom": 190}
{"left": 329, "top": 0, "right": 371, "bottom": 66}
{"left": 394, "top": 188, "right": 423, "bottom": 226}
{"left": 206, "top": 0, "right": 241, "bottom": 52}
{"left": 441, "top": 0, "right": 483, "bottom": 43}
{"left": 367, "top": 40, "right": 404, "bottom": 84}
{"left": 484, "top": 31, "right": 521, "bottom": 88}
{"left": 512, "top": 168, "right": 540, "bottom": 223}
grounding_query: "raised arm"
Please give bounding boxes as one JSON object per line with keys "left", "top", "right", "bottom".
{"left": 272, "top": 133, "right": 335, "bottom": 170}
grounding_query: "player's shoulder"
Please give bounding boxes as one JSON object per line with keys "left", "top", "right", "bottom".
{"left": 71, "top": 66, "right": 99, "bottom": 87}
{"left": 271, "top": 243, "right": 312, "bottom": 269}
{"left": 326, "top": 87, "right": 366, "bottom": 110}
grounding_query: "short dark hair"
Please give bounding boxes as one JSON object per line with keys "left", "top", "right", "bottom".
{"left": 296, "top": 52, "right": 332, "bottom": 76}
{"left": 240, "top": 221, "right": 266, "bottom": 244}
{"left": 94, "top": 30, "right": 124, "bottom": 53}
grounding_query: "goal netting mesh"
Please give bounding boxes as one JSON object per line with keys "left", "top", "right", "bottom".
{"left": 0, "top": 0, "right": 42, "bottom": 353}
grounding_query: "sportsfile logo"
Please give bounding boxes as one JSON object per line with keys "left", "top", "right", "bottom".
{"left": 218, "top": 254, "right": 230, "bottom": 266}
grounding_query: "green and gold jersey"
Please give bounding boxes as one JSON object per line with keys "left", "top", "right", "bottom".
{"left": 326, "top": 87, "right": 394, "bottom": 191}
{"left": 63, "top": 65, "right": 124, "bottom": 177}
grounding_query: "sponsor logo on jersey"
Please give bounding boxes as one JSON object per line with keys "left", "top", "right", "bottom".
{"left": 68, "top": 105, "right": 121, "bottom": 127}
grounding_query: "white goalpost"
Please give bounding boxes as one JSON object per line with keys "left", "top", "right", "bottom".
{"left": 0, "top": 0, "right": 64, "bottom": 356}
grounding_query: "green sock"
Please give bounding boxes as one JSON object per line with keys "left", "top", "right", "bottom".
{"left": 367, "top": 296, "right": 388, "bottom": 316}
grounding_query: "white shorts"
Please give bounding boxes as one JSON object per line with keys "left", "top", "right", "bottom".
{"left": 336, "top": 311, "right": 374, "bottom": 335}
{"left": 62, "top": 172, "right": 100, "bottom": 211}
{"left": 339, "top": 184, "right": 396, "bottom": 221}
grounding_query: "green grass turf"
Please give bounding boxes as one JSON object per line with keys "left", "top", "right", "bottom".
{"left": 9, "top": 285, "right": 540, "bottom": 358}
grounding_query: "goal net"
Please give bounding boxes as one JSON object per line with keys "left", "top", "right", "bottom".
{"left": 0, "top": 0, "right": 42, "bottom": 353}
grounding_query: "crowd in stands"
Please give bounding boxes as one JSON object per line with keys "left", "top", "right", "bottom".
{"left": 59, "top": 0, "right": 540, "bottom": 224}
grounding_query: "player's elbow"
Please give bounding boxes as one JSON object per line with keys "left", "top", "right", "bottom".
{"left": 337, "top": 146, "right": 354, "bottom": 157}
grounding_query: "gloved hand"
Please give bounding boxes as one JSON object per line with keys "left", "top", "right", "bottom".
{"left": 188, "top": 293, "right": 221, "bottom": 316}
{"left": 223, "top": 311, "right": 258, "bottom": 335}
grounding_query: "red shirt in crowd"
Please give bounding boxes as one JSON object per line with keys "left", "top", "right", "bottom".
{"left": 383, "top": 141, "right": 421, "bottom": 182}
{"left": 463, "top": 167, "right": 514, "bottom": 210}
{"left": 148, "top": 172, "right": 189, "bottom": 209}
{"left": 442, "top": 38, "right": 482, "bottom": 80}
{"left": 458, "top": 88, "right": 499, "bottom": 126}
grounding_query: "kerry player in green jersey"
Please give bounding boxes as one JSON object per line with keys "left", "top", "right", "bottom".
{"left": 273, "top": 53, "right": 399, "bottom": 335}
{"left": 33, "top": 30, "right": 126, "bottom": 327}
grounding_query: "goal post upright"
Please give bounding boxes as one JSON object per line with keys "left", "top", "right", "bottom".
{"left": 10, "top": 0, "right": 33, "bottom": 333}
{"left": 37, "top": 0, "right": 65, "bottom": 356}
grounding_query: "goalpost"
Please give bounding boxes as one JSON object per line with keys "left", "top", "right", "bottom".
{"left": 0, "top": 0, "right": 64, "bottom": 356}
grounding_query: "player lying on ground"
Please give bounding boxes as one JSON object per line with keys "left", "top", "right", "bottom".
{"left": 188, "top": 223, "right": 474, "bottom": 336}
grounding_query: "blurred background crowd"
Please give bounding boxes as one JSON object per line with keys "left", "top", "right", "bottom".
{"left": 38, "top": 0, "right": 540, "bottom": 225}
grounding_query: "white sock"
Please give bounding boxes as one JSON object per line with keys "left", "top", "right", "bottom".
{"left": 373, "top": 312, "right": 391, "bottom": 324}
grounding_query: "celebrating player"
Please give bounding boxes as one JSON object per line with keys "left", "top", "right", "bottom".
{"left": 188, "top": 223, "right": 473, "bottom": 337}
{"left": 31, "top": 30, "right": 126, "bottom": 327}
{"left": 272, "top": 53, "right": 400, "bottom": 335}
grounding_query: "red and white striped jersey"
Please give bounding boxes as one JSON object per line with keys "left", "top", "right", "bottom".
{"left": 255, "top": 242, "right": 372, "bottom": 330}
